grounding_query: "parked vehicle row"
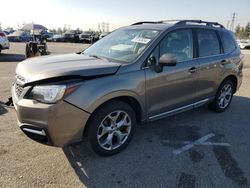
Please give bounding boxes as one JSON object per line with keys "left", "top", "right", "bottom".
{"left": 46, "top": 30, "right": 109, "bottom": 43}
{"left": 7, "top": 30, "right": 33, "bottom": 42}
{"left": 7, "top": 30, "right": 53, "bottom": 43}
{"left": 2, "top": 27, "right": 110, "bottom": 44}
{"left": 46, "top": 34, "right": 64, "bottom": 42}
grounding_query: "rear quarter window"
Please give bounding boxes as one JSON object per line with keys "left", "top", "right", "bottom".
{"left": 219, "top": 31, "right": 236, "bottom": 54}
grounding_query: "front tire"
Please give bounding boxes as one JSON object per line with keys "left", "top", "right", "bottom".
{"left": 209, "top": 79, "right": 234, "bottom": 112}
{"left": 87, "top": 101, "right": 137, "bottom": 156}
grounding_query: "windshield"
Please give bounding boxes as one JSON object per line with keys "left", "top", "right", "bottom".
{"left": 84, "top": 28, "right": 159, "bottom": 63}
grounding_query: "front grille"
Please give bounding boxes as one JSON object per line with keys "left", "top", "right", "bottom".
{"left": 15, "top": 83, "right": 24, "bottom": 97}
{"left": 15, "top": 74, "right": 26, "bottom": 97}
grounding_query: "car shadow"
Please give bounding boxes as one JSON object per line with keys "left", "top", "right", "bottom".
{"left": 0, "top": 53, "right": 25, "bottom": 62}
{"left": 63, "top": 96, "right": 250, "bottom": 187}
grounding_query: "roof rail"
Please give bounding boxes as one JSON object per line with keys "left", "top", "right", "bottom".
{"left": 131, "top": 20, "right": 225, "bottom": 28}
{"left": 175, "top": 20, "right": 225, "bottom": 28}
{"left": 131, "top": 21, "right": 163, "bottom": 25}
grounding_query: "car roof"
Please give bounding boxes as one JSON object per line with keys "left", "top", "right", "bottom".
{"left": 122, "top": 20, "right": 227, "bottom": 32}
{"left": 123, "top": 23, "right": 173, "bottom": 31}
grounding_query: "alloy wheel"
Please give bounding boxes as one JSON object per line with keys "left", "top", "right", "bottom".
{"left": 97, "top": 110, "right": 132, "bottom": 150}
{"left": 217, "top": 83, "right": 232, "bottom": 109}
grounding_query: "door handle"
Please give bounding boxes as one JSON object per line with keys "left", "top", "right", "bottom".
{"left": 189, "top": 67, "right": 197, "bottom": 73}
{"left": 220, "top": 60, "right": 227, "bottom": 65}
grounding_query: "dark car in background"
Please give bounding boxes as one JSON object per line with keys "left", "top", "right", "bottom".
{"left": 32, "top": 30, "right": 53, "bottom": 42}
{"left": 79, "top": 31, "right": 99, "bottom": 43}
{"left": 62, "top": 30, "right": 80, "bottom": 43}
{"left": 46, "top": 34, "right": 64, "bottom": 42}
{"left": 40, "top": 30, "right": 53, "bottom": 40}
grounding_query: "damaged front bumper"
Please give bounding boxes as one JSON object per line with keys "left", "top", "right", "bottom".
{"left": 11, "top": 85, "right": 90, "bottom": 147}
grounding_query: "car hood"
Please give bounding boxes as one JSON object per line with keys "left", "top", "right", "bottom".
{"left": 16, "top": 53, "right": 121, "bottom": 84}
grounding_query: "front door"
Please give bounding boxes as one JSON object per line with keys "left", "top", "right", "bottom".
{"left": 145, "top": 29, "right": 199, "bottom": 120}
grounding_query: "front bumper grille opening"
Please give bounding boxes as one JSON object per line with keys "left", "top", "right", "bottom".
{"left": 20, "top": 125, "right": 50, "bottom": 144}
{"left": 24, "top": 131, "right": 49, "bottom": 143}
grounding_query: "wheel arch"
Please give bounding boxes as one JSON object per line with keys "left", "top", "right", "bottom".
{"left": 223, "top": 75, "right": 238, "bottom": 93}
{"left": 83, "top": 95, "right": 144, "bottom": 137}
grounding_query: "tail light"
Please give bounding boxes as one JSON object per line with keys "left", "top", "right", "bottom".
{"left": 0, "top": 32, "right": 6, "bottom": 37}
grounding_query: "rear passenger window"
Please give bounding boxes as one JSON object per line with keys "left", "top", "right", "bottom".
{"left": 160, "top": 29, "right": 193, "bottom": 62}
{"left": 197, "top": 29, "right": 220, "bottom": 57}
{"left": 219, "top": 32, "right": 236, "bottom": 54}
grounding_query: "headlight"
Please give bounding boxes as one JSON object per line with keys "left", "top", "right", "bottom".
{"left": 29, "top": 85, "right": 66, "bottom": 104}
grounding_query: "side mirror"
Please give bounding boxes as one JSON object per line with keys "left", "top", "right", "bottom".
{"left": 147, "top": 56, "right": 163, "bottom": 73}
{"left": 159, "top": 53, "right": 177, "bottom": 66}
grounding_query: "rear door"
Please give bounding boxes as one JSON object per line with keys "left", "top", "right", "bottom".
{"left": 195, "top": 29, "right": 223, "bottom": 101}
{"left": 145, "top": 29, "right": 199, "bottom": 120}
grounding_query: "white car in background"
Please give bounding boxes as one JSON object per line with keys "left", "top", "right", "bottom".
{"left": 237, "top": 40, "right": 250, "bottom": 49}
{"left": 0, "top": 30, "right": 10, "bottom": 54}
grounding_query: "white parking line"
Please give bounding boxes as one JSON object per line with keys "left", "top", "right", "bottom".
{"left": 196, "top": 142, "right": 231, "bottom": 147}
{"left": 171, "top": 133, "right": 231, "bottom": 156}
{"left": 162, "top": 140, "right": 231, "bottom": 147}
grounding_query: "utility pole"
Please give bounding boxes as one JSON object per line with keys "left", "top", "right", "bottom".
{"left": 230, "top": 12, "right": 236, "bottom": 31}
{"left": 98, "top": 22, "right": 110, "bottom": 33}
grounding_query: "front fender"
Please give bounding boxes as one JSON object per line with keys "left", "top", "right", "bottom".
{"left": 64, "top": 70, "right": 146, "bottom": 118}
{"left": 87, "top": 90, "right": 144, "bottom": 114}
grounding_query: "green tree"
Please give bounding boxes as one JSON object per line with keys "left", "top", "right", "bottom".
{"left": 76, "top": 27, "right": 82, "bottom": 34}
{"left": 57, "top": 27, "right": 62, "bottom": 35}
{"left": 245, "top": 22, "right": 250, "bottom": 38}
{"left": 235, "top": 24, "right": 241, "bottom": 38}
{"left": 52, "top": 28, "right": 57, "bottom": 34}
{"left": 62, "top": 24, "right": 68, "bottom": 33}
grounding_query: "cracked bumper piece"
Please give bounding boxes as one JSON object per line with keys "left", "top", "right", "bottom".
{"left": 14, "top": 99, "right": 90, "bottom": 147}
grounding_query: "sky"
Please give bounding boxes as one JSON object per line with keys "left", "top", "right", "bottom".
{"left": 0, "top": 0, "right": 250, "bottom": 31}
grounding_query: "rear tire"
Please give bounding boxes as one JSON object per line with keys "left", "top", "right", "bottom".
{"left": 87, "top": 100, "right": 137, "bottom": 156}
{"left": 208, "top": 79, "right": 234, "bottom": 112}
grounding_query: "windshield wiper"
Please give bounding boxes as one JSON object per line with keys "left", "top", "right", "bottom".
{"left": 90, "top": 55, "right": 101, "bottom": 59}
{"left": 88, "top": 54, "right": 110, "bottom": 62}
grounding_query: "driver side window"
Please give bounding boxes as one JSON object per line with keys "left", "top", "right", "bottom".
{"left": 160, "top": 29, "right": 193, "bottom": 62}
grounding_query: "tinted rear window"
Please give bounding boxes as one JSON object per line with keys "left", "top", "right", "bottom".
{"left": 219, "top": 31, "right": 236, "bottom": 54}
{"left": 197, "top": 29, "right": 220, "bottom": 57}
